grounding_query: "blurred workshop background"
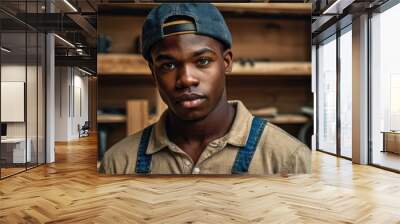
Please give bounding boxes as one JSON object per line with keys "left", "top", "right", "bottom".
{"left": 96, "top": 3, "right": 312, "bottom": 162}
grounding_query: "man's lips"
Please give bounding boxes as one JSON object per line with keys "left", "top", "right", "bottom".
{"left": 175, "top": 94, "right": 206, "bottom": 109}
{"left": 179, "top": 98, "right": 205, "bottom": 108}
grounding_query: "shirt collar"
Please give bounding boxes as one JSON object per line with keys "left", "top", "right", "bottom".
{"left": 147, "top": 100, "right": 254, "bottom": 155}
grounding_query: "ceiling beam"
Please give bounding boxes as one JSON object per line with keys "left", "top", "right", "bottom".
{"left": 55, "top": 55, "right": 96, "bottom": 71}
{"left": 67, "top": 13, "right": 97, "bottom": 38}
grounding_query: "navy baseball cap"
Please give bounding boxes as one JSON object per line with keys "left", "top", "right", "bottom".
{"left": 141, "top": 3, "right": 232, "bottom": 61}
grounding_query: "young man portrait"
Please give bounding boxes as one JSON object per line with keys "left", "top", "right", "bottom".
{"left": 99, "top": 3, "right": 311, "bottom": 175}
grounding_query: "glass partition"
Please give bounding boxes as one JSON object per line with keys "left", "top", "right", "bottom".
{"left": 0, "top": 1, "right": 46, "bottom": 179}
{"left": 1, "top": 31, "right": 28, "bottom": 178}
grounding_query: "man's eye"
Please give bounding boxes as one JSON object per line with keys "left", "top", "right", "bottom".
{"left": 161, "top": 63, "right": 176, "bottom": 70}
{"left": 197, "top": 58, "right": 210, "bottom": 66}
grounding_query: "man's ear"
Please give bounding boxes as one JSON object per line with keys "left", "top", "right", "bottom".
{"left": 223, "top": 48, "right": 233, "bottom": 73}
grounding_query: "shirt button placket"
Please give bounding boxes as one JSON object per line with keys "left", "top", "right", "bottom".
{"left": 184, "top": 160, "right": 190, "bottom": 166}
{"left": 210, "top": 141, "right": 218, "bottom": 148}
{"left": 184, "top": 159, "right": 192, "bottom": 174}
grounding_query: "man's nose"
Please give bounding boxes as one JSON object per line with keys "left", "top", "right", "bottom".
{"left": 176, "top": 64, "right": 199, "bottom": 89}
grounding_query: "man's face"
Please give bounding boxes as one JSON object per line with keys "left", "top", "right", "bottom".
{"left": 149, "top": 34, "right": 233, "bottom": 121}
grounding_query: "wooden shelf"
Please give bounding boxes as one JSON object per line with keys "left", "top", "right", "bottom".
{"left": 98, "top": 114, "right": 126, "bottom": 124}
{"left": 97, "top": 54, "right": 151, "bottom": 76}
{"left": 230, "top": 62, "right": 311, "bottom": 76}
{"left": 97, "top": 113, "right": 308, "bottom": 125}
{"left": 97, "top": 54, "right": 311, "bottom": 77}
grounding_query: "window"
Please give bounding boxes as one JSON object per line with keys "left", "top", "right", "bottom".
{"left": 317, "top": 35, "right": 337, "bottom": 154}
{"left": 339, "top": 27, "right": 352, "bottom": 158}
{"left": 370, "top": 2, "right": 400, "bottom": 171}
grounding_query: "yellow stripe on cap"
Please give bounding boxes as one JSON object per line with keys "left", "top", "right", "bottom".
{"left": 162, "top": 19, "right": 193, "bottom": 28}
{"left": 163, "top": 30, "right": 196, "bottom": 37}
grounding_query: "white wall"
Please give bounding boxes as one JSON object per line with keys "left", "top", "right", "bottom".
{"left": 55, "top": 66, "right": 69, "bottom": 141}
{"left": 1, "top": 65, "right": 29, "bottom": 137}
{"left": 1, "top": 65, "right": 26, "bottom": 81}
{"left": 55, "top": 67, "right": 89, "bottom": 141}
{"left": 1, "top": 82, "right": 25, "bottom": 122}
{"left": 2, "top": 63, "right": 46, "bottom": 164}
{"left": 73, "top": 72, "right": 89, "bottom": 137}
{"left": 1, "top": 66, "right": 26, "bottom": 130}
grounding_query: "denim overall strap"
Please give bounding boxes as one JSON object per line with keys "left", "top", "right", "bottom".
{"left": 231, "top": 117, "right": 267, "bottom": 174}
{"left": 135, "top": 125, "right": 154, "bottom": 174}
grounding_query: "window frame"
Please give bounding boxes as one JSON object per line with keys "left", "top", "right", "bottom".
{"left": 315, "top": 22, "right": 353, "bottom": 160}
{"left": 367, "top": 0, "right": 400, "bottom": 173}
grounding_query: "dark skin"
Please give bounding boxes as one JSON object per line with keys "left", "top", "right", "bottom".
{"left": 149, "top": 34, "right": 235, "bottom": 164}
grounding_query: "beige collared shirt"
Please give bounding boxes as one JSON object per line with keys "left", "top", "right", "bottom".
{"left": 99, "top": 100, "right": 311, "bottom": 175}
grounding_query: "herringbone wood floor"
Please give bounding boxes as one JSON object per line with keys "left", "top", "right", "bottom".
{"left": 1, "top": 135, "right": 400, "bottom": 224}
